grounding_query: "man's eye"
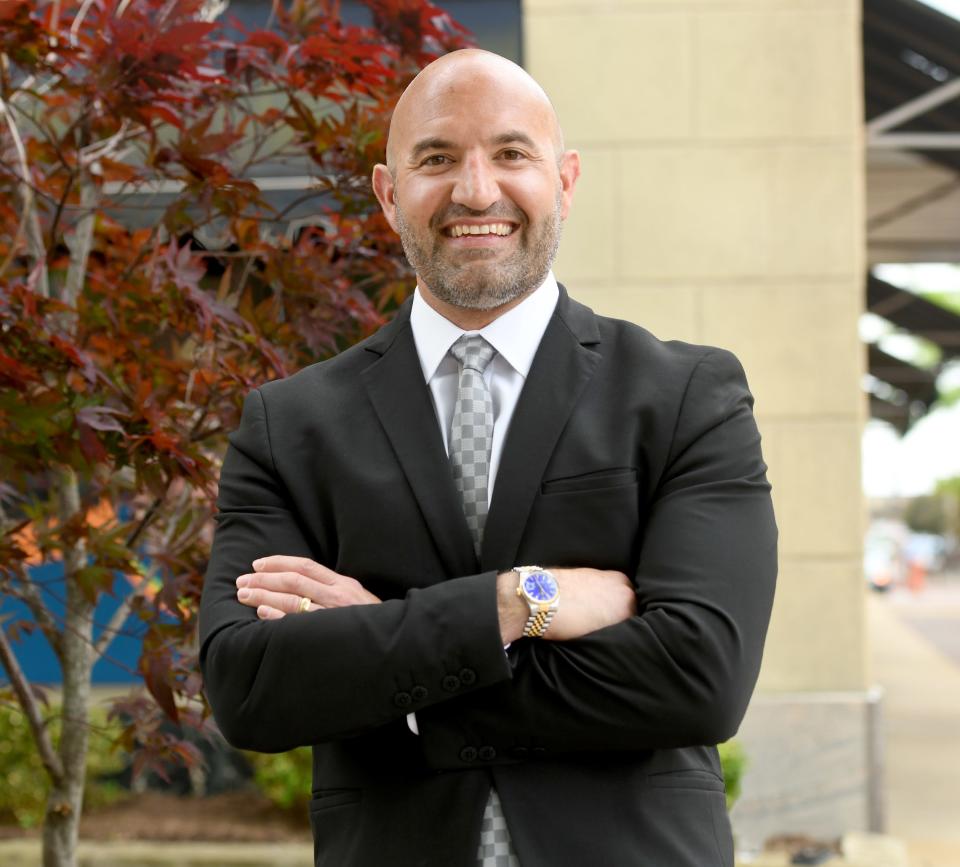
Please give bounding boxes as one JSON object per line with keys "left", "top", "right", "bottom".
{"left": 421, "top": 154, "right": 450, "bottom": 166}
{"left": 500, "top": 149, "right": 526, "bottom": 160}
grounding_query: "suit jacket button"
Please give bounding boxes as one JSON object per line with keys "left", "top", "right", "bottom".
{"left": 393, "top": 691, "right": 412, "bottom": 709}
{"left": 411, "top": 685, "right": 428, "bottom": 702}
{"left": 458, "top": 668, "right": 477, "bottom": 686}
{"left": 478, "top": 746, "right": 496, "bottom": 761}
{"left": 510, "top": 746, "right": 528, "bottom": 760}
{"left": 459, "top": 746, "right": 478, "bottom": 763}
{"left": 442, "top": 674, "right": 461, "bottom": 692}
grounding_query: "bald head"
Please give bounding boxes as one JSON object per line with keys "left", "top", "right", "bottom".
{"left": 370, "top": 48, "right": 580, "bottom": 327}
{"left": 386, "top": 49, "right": 563, "bottom": 173}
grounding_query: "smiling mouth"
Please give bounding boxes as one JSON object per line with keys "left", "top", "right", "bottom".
{"left": 442, "top": 222, "right": 518, "bottom": 238}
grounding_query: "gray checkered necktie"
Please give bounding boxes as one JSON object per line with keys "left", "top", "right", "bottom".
{"left": 447, "top": 335, "right": 521, "bottom": 867}
{"left": 449, "top": 334, "right": 497, "bottom": 557}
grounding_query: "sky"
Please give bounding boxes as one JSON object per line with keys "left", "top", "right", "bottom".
{"left": 917, "top": 0, "right": 960, "bottom": 19}
{"left": 863, "top": 264, "right": 960, "bottom": 498}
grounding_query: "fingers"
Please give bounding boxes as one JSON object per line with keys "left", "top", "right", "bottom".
{"left": 236, "top": 556, "right": 382, "bottom": 611}
{"left": 237, "top": 569, "right": 379, "bottom": 607}
{"left": 252, "top": 555, "right": 337, "bottom": 584}
{"left": 238, "top": 569, "right": 318, "bottom": 600}
{"left": 237, "top": 585, "right": 319, "bottom": 614}
{"left": 607, "top": 570, "right": 632, "bottom": 587}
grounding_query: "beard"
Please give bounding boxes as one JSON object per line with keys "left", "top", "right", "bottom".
{"left": 394, "top": 194, "right": 562, "bottom": 311}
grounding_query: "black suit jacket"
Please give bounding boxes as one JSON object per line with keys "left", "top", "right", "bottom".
{"left": 200, "top": 285, "right": 778, "bottom": 867}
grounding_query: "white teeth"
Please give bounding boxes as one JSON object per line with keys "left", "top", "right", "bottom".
{"left": 448, "top": 223, "right": 513, "bottom": 237}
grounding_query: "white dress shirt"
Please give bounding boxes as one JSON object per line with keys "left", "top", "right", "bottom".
{"left": 410, "top": 272, "right": 560, "bottom": 503}
{"left": 405, "top": 271, "right": 559, "bottom": 734}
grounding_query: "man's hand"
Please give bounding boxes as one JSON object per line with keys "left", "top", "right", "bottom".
{"left": 497, "top": 567, "right": 636, "bottom": 644}
{"left": 236, "top": 555, "right": 381, "bottom": 620}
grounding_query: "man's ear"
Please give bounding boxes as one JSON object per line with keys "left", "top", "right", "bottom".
{"left": 372, "top": 163, "right": 399, "bottom": 232}
{"left": 558, "top": 150, "right": 581, "bottom": 221}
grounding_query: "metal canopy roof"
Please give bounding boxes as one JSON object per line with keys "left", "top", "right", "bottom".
{"left": 863, "top": 0, "right": 960, "bottom": 431}
{"left": 864, "top": 275, "right": 960, "bottom": 432}
{"left": 867, "top": 342, "right": 939, "bottom": 434}
{"left": 865, "top": 0, "right": 960, "bottom": 168}
{"left": 868, "top": 342, "right": 939, "bottom": 402}
{"left": 868, "top": 274, "right": 960, "bottom": 355}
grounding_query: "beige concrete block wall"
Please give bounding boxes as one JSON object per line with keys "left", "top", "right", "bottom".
{"left": 525, "top": 0, "right": 867, "bottom": 700}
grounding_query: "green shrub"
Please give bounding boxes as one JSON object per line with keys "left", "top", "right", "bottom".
{"left": 718, "top": 739, "right": 747, "bottom": 810}
{"left": 0, "top": 701, "right": 127, "bottom": 828}
{"left": 245, "top": 747, "right": 313, "bottom": 811}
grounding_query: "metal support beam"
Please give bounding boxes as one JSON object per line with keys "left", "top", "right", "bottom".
{"left": 866, "top": 76, "right": 960, "bottom": 135}
{"left": 869, "top": 132, "right": 960, "bottom": 149}
{"left": 867, "top": 176, "right": 960, "bottom": 231}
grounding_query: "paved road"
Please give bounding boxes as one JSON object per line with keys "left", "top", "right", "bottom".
{"left": 869, "top": 575, "right": 960, "bottom": 867}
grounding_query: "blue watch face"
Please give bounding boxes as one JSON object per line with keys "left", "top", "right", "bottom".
{"left": 524, "top": 571, "right": 557, "bottom": 602}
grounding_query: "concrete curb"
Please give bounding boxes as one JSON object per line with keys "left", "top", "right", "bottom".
{"left": 0, "top": 840, "right": 314, "bottom": 867}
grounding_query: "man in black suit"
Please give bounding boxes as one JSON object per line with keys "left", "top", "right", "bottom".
{"left": 200, "top": 48, "right": 777, "bottom": 866}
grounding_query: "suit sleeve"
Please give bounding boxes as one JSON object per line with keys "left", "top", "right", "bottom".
{"left": 199, "top": 388, "right": 513, "bottom": 753}
{"left": 414, "top": 348, "right": 778, "bottom": 768}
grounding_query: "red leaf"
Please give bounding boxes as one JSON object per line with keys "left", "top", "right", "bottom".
{"left": 0, "top": 350, "right": 40, "bottom": 384}
{"left": 154, "top": 21, "right": 217, "bottom": 52}
{"left": 139, "top": 104, "right": 184, "bottom": 129}
{"left": 78, "top": 423, "right": 109, "bottom": 464}
{"left": 246, "top": 30, "right": 288, "bottom": 57}
{"left": 142, "top": 658, "right": 179, "bottom": 724}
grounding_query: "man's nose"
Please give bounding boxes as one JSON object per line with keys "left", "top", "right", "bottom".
{"left": 451, "top": 154, "right": 500, "bottom": 212}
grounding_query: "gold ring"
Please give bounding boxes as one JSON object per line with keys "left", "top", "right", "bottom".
{"left": 297, "top": 596, "right": 311, "bottom": 614}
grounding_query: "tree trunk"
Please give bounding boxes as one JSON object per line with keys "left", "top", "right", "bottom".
{"left": 63, "top": 170, "right": 96, "bottom": 308}
{"left": 42, "top": 467, "right": 94, "bottom": 867}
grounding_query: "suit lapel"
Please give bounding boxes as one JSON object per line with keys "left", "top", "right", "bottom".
{"left": 361, "top": 303, "right": 479, "bottom": 578}
{"left": 482, "top": 287, "right": 602, "bottom": 570}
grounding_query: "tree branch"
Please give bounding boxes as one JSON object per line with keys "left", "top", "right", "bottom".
{"left": 79, "top": 119, "right": 143, "bottom": 166}
{"left": 92, "top": 566, "right": 152, "bottom": 659}
{"left": 62, "top": 166, "right": 97, "bottom": 308}
{"left": 0, "top": 67, "right": 50, "bottom": 295}
{"left": 189, "top": 424, "right": 223, "bottom": 442}
{"left": 46, "top": 167, "right": 76, "bottom": 253}
{"left": 70, "top": 0, "right": 98, "bottom": 47}
{"left": 0, "top": 625, "right": 65, "bottom": 787}
{"left": 4, "top": 577, "right": 63, "bottom": 657}
{"left": 96, "top": 481, "right": 198, "bottom": 658}
{"left": 115, "top": 223, "right": 161, "bottom": 286}
{"left": 125, "top": 492, "right": 167, "bottom": 551}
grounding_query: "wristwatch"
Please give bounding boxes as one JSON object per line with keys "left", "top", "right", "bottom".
{"left": 514, "top": 566, "right": 560, "bottom": 638}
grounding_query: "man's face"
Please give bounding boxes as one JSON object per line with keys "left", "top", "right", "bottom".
{"left": 374, "top": 61, "right": 579, "bottom": 311}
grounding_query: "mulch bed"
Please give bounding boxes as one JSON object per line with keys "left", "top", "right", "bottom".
{"left": 0, "top": 791, "right": 310, "bottom": 843}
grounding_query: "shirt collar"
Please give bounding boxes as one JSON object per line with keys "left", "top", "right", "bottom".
{"left": 410, "top": 272, "right": 559, "bottom": 383}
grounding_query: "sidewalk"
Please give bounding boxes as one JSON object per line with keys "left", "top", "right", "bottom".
{"left": 868, "top": 583, "right": 960, "bottom": 867}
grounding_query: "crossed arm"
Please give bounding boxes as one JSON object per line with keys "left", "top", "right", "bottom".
{"left": 234, "top": 557, "right": 636, "bottom": 645}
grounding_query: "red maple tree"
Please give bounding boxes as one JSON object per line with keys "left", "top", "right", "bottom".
{"left": 0, "top": 1, "right": 470, "bottom": 862}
